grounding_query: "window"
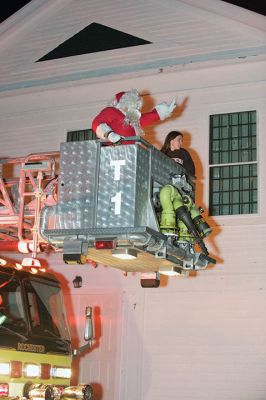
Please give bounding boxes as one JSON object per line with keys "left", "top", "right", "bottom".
{"left": 0, "top": 276, "right": 27, "bottom": 333}
{"left": 67, "top": 129, "right": 95, "bottom": 142}
{"left": 25, "top": 279, "right": 70, "bottom": 341}
{"left": 209, "top": 110, "right": 257, "bottom": 216}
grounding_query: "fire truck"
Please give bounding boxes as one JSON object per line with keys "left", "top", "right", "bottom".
{"left": 0, "top": 262, "right": 94, "bottom": 399}
{"left": 0, "top": 135, "right": 215, "bottom": 288}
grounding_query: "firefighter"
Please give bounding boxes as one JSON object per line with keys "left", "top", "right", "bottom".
{"left": 161, "top": 130, "right": 195, "bottom": 176}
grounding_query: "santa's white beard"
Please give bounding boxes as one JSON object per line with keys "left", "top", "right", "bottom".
{"left": 111, "top": 89, "right": 144, "bottom": 135}
{"left": 123, "top": 108, "right": 144, "bottom": 136}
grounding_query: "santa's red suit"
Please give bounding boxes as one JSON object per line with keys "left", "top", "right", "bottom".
{"left": 91, "top": 90, "right": 176, "bottom": 144}
{"left": 92, "top": 106, "right": 159, "bottom": 138}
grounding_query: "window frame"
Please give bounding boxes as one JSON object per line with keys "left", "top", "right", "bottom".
{"left": 208, "top": 110, "right": 258, "bottom": 218}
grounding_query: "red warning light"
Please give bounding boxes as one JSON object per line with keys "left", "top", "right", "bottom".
{"left": 95, "top": 240, "right": 115, "bottom": 250}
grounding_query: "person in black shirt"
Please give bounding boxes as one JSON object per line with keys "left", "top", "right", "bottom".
{"left": 160, "top": 130, "right": 212, "bottom": 251}
{"left": 161, "top": 130, "right": 195, "bottom": 176}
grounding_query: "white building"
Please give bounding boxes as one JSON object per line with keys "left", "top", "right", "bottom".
{"left": 0, "top": 1, "right": 266, "bottom": 399}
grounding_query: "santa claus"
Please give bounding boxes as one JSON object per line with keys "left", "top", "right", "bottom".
{"left": 91, "top": 89, "right": 177, "bottom": 144}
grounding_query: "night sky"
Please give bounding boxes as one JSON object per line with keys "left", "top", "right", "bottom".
{"left": 222, "top": 0, "right": 266, "bottom": 15}
{"left": 1, "top": 0, "right": 32, "bottom": 23}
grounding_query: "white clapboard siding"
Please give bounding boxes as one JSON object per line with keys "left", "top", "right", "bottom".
{"left": 0, "top": 0, "right": 265, "bottom": 90}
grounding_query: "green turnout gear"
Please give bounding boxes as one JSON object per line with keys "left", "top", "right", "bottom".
{"left": 159, "top": 184, "right": 210, "bottom": 255}
{"left": 159, "top": 185, "right": 179, "bottom": 234}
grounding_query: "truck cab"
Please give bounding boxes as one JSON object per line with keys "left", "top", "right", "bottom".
{"left": 0, "top": 264, "right": 93, "bottom": 399}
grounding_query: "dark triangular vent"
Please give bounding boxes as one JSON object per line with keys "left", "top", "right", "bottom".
{"left": 37, "top": 22, "right": 151, "bottom": 62}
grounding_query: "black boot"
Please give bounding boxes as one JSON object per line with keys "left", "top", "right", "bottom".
{"left": 175, "top": 206, "right": 209, "bottom": 255}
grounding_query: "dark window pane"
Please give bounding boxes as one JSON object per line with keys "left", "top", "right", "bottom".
{"left": 213, "top": 193, "right": 220, "bottom": 204}
{"left": 231, "top": 113, "right": 239, "bottom": 125}
{"left": 232, "top": 166, "right": 240, "bottom": 177}
{"left": 242, "top": 190, "right": 250, "bottom": 202}
{"left": 222, "top": 192, "right": 229, "bottom": 203}
{"left": 240, "top": 112, "right": 249, "bottom": 124}
{"left": 221, "top": 139, "right": 229, "bottom": 151}
{"left": 212, "top": 153, "right": 220, "bottom": 164}
{"left": 222, "top": 179, "right": 229, "bottom": 191}
{"left": 223, "top": 205, "right": 230, "bottom": 215}
{"left": 213, "top": 180, "right": 220, "bottom": 191}
{"left": 242, "top": 178, "right": 250, "bottom": 190}
{"left": 213, "top": 168, "right": 220, "bottom": 179}
{"left": 232, "top": 191, "right": 239, "bottom": 203}
{"left": 241, "top": 125, "right": 249, "bottom": 137}
{"left": 242, "top": 203, "right": 250, "bottom": 214}
{"left": 232, "top": 151, "right": 239, "bottom": 163}
{"left": 223, "top": 166, "right": 230, "bottom": 178}
{"left": 232, "top": 204, "right": 240, "bottom": 214}
{"left": 67, "top": 129, "right": 95, "bottom": 142}
{"left": 211, "top": 115, "right": 220, "bottom": 127}
{"left": 209, "top": 164, "right": 257, "bottom": 216}
{"left": 212, "top": 127, "right": 220, "bottom": 139}
{"left": 221, "top": 114, "right": 229, "bottom": 126}
{"left": 212, "top": 140, "right": 220, "bottom": 151}
{"left": 221, "top": 152, "right": 229, "bottom": 163}
{"left": 221, "top": 127, "right": 229, "bottom": 138}
{"left": 241, "top": 137, "right": 249, "bottom": 149}
{"left": 232, "top": 139, "right": 238, "bottom": 150}
{"left": 232, "top": 126, "right": 239, "bottom": 138}
{"left": 250, "top": 112, "right": 256, "bottom": 123}
{"left": 232, "top": 178, "right": 240, "bottom": 190}
{"left": 251, "top": 124, "right": 256, "bottom": 135}
{"left": 241, "top": 151, "right": 249, "bottom": 162}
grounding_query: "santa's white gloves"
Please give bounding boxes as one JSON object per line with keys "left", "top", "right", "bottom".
{"left": 155, "top": 97, "right": 177, "bottom": 120}
{"left": 95, "top": 123, "right": 122, "bottom": 143}
{"left": 107, "top": 131, "right": 123, "bottom": 144}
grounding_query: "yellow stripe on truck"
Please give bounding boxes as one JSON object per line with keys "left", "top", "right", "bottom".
{"left": 0, "top": 348, "right": 72, "bottom": 386}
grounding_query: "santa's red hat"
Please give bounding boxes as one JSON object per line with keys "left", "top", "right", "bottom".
{"left": 115, "top": 92, "right": 126, "bottom": 103}
{"left": 112, "top": 89, "right": 142, "bottom": 110}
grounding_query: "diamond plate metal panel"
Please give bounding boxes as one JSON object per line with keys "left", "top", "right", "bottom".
{"left": 135, "top": 147, "right": 150, "bottom": 226}
{"left": 96, "top": 145, "right": 138, "bottom": 228}
{"left": 55, "top": 141, "right": 99, "bottom": 229}
{"left": 96, "top": 145, "right": 152, "bottom": 228}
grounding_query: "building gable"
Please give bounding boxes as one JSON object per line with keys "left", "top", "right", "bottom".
{"left": 0, "top": 0, "right": 265, "bottom": 93}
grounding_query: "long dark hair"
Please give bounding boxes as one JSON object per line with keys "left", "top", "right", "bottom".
{"left": 161, "top": 131, "right": 183, "bottom": 154}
